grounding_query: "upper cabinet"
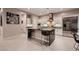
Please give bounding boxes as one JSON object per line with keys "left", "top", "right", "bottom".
{"left": 27, "top": 15, "right": 32, "bottom": 24}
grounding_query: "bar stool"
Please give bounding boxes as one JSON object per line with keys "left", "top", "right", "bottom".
{"left": 41, "top": 30, "right": 52, "bottom": 46}
{"left": 73, "top": 33, "right": 79, "bottom": 51}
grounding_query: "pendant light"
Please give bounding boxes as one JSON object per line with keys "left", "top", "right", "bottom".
{"left": 47, "top": 8, "right": 53, "bottom": 22}
{"left": 47, "top": 8, "right": 55, "bottom": 28}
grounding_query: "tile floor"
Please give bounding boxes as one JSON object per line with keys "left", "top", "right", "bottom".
{"left": 0, "top": 33, "right": 76, "bottom": 51}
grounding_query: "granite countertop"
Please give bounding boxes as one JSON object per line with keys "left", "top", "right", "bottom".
{"left": 26, "top": 24, "right": 62, "bottom": 30}
{"left": 41, "top": 27, "right": 55, "bottom": 31}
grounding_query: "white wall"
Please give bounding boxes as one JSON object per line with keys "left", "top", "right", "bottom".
{"left": 3, "top": 8, "right": 27, "bottom": 39}
{"left": 26, "top": 18, "right": 31, "bottom": 24}
{"left": 32, "top": 15, "right": 39, "bottom": 29}
{"left": 38, "top": 15, "right": 49, "bottom": 24}
{"left": 20, "top": 13, "right": 27, "bottom": 33}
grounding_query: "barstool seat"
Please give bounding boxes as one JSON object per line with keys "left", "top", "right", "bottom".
{"left": 73, "top": 33, "right": 79, "bottom": 50}
{"left": 41, "top": 30, "right": 52, "bottom": 46}
{"left": 42, "top": 30, "right": 51, "bottom": 36}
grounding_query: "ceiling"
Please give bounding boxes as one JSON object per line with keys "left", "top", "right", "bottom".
{"left": 18, "top": 8, "right": 76, "bottom": 16}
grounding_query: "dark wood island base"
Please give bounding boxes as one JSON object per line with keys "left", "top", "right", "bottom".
{"left": 27, "top": 28, "right": 55, "bottom": 46}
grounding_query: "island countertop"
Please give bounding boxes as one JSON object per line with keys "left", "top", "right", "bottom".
{"left": 27, "top": 27, "right": 55, "bottom": 46}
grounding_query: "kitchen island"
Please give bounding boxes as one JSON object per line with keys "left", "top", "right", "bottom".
{"left": 27, "top": 27, "right": 55, "bottom": 46}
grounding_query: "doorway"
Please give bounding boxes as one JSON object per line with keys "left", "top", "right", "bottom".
{"left": 63, "top": 16, "right": 78, "bottom": 37}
